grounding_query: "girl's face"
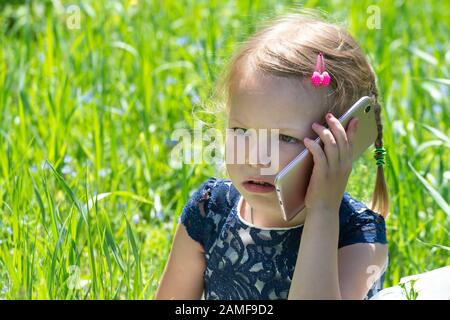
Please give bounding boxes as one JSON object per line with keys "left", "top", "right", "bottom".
{"left": 226, "top": 70, "right": 331, "bottom": 219}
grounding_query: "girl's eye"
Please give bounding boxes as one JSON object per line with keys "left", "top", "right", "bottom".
{"left": 230, "top": 127, "right": 248, "bottom": 134}
{"left": 279, "top": 134, "right": 299, "bottom": 144}
{"left": 230, "top": 127, "right": 299, "bottom": 144}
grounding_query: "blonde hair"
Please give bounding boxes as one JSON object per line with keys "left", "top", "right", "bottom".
{"left": 213, "top": 10, "right": 390, "bottom": 218}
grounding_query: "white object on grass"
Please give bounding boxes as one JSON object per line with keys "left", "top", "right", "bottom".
{"left": 369, "top": 266, "right": 450, "bottom": 300}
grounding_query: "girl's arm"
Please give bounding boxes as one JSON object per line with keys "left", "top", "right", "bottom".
{"left": 154, "top": 223, "right": 206, "bottom": 300}
{"left": 338, "top": 241, "right": 388, "bottom": 299}
{"left": 288, "top": 207, "right": 388, "bottom": 300}
{"left": 288, "top": 207, "right": 342, "bottom": 299}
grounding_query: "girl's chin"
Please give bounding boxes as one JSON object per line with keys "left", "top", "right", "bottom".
{"left": 241, "top": 189, "right": 278, "bottom": 205}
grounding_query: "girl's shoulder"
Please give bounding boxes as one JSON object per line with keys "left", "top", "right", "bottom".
{"left": 180, "top": 176, "right": 239, "bottom": 214}
{"left": 177, "top": 177, "right": 239, "bottom": 251}
{"left": 338, "top": 192, "right": 388, "bottom": 249}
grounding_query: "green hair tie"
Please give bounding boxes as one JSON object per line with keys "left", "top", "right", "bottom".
{"left": 374, "top": 146, "right": 386, "bottom": 167}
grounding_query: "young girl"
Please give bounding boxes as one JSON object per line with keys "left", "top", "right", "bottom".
{"left": 155, "top": 11, "right": 390, "bottom": 300}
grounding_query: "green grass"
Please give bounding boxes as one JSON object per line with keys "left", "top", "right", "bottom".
{"left": 0, "top": 0, "right": 448, "bottom": 299}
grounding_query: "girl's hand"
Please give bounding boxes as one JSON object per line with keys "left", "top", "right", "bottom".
{"left": 303, "top": 113, "right": 359, "bottom": 213}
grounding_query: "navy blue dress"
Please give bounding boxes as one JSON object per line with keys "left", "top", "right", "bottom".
{"left": 178, "top": 177, "right": 389, "bottom": 300}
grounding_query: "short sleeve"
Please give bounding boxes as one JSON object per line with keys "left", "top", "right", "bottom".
{"left": 338, "top": 195, "right": 388, "bottom": 249}
{"left": 178, "top": 177, "right": 218, "bottom": 250}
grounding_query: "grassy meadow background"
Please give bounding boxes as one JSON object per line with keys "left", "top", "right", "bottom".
{"left": 0, "top": 0, "right": 448, "bottom": 299}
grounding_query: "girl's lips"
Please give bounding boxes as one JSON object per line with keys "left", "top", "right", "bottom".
{"left": 242, "top": 181, "right": 275, "bottom": 193}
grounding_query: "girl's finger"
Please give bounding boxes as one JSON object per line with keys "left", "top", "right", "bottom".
{"left": 304, "top": 137, "right": 327, "bottom": 168}
{"left": 311, "top": 122, "right": 338, "bottom": 169}
{"left": 325, "top": 113, "right": 348, "bottom": 163}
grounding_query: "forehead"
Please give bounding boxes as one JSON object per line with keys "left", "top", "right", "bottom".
{"left": 228, "top": 70, "right": 331, "bottom": 130}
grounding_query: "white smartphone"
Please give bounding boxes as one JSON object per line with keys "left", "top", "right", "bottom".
{"left": 274, "top": 96, "right": 378, "bottom": 221}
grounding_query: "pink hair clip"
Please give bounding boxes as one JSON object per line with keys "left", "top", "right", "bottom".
{"left": 311, "top": 52, "right": 331, "bottom": 87}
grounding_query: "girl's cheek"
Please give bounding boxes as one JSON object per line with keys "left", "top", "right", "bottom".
{"left": 277, "top": 143, "right": 305, "bottom": 167}
{"left": 224, "top": 134, "right": 241, "bottom": 164}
